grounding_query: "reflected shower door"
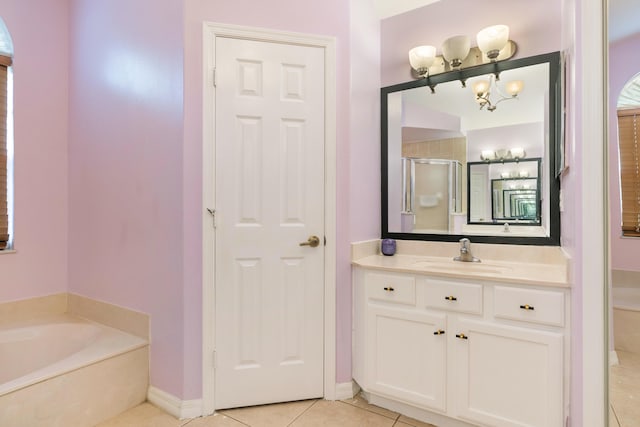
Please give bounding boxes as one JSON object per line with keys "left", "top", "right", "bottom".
{"left": 413, "top": 161, "right": 449, "bottom": 232}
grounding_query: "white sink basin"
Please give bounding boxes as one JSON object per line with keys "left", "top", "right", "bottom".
{"left": 410, "top": 259, "right": 513, "bottom": 275}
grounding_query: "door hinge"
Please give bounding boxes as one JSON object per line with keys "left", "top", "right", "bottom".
{"left": 206, "top": 208, "right": 216, "bottom": 228}
{"left": 324, "top": 236, "right": 327, "bottom": 246}
{"left": 212, "top": 350, "right": 217, "bottom": 369}
{"left": 212, "top": 68, "right": 216, "bottom": 87}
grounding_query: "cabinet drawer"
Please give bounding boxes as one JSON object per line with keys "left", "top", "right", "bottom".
{"left": 494, "top": 286, "right": 565, "bottom": 327}
{"left": 424, "top": 279, "right": 483, "bottom": 314}
{"left": 367, "top": 272, "right": 416, "bottom": 306}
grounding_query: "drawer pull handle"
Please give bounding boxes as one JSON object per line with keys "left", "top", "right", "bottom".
{"left": 383, "top": 287, "right": 395, "bottom": 292}
{"left": 433, "top": 330, "right": 446, "bottom": 336}
{"left": 445, "top": 296, "right": 458, "bottom": 301}
{"left": 455, "top": 333, "right": 468, "bottom": 340}
{"left": 520, "top": 304, "right": 535, "bottom": 311}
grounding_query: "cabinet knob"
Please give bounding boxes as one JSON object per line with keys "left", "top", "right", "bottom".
{"left": 519, "top": 304, "right": 535, "bottom": 311}
{"left": 383, "top": 287, "right": 395, "bottom": 292}
{"left": 445, "top": 295, "right": 458, "bottom": 301}
{"left": 455, "top": 333, "right": 468, "bottom": 340}
{"left": 433, "top": 330, "right": 446, "bottom": 336}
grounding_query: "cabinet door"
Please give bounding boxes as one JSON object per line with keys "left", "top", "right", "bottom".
{"left": 367, "top": 305, "right": 447, "bottom": 412}
{"left": 453, "top": 318, "right": 563, "bottom": 427}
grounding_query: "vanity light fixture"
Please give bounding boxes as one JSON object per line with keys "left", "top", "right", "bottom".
{"left": 481, "top": 147, "right": 527, "bottom": 162}
{"left": 409, "top": 45, "right": 437, "bottom": 78}
{"left": 408, "top": 25, "right": 517, "bottom": 80}
{"left": 472, "top": 74, "right": 524, "bottom": 112}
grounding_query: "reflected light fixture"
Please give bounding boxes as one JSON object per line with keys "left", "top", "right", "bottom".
{"left": 510, "top": 147, "right": 526, "bottom": 160}
{"left": 476, "top": 25, "right": 510, "bottom": 61}
{"left": 442, "top": 35, "right": 470, "bottom": 69}
{"left": 480, "top": 150, "right": 496, "bottom": 161}
{"left": 472, "top": 74, "right": 524, "bottom": 112}
{"left": 409, "top": 45, "right": 436, "bottom": 78}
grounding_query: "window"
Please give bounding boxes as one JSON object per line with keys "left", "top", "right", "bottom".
{"left": 0, "top": 18, "right": 11, "bottom": 250}
{"left": 618, "top": 108, "right": 640, "bottom": 237}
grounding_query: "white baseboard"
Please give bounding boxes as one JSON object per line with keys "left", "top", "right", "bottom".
{"left": 147, "top": 386, "right": 203, "bottom": 419}
{"left": 334, "top": 381, "right": 360, "bottom": 400}
{"left": 610, "top": 350, "right": 620, "bottom": 366}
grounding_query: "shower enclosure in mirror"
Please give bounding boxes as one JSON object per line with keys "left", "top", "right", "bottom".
{"left": 401, "top": 158, "right": 462, "bottom": 233}
{"left": 382, "top": 52, "right": 561, "bottom": 245}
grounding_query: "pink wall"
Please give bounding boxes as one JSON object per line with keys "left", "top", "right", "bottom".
{"left": 380, "top": 0, "right": 562, "bottom": 86}
{"left": 67, "top": 0, "right": 186, "bottom": 397}
{"left": 609, "top": 33, "right": 640, "bottom": 272}
{"left": 0, "top": 0, "right": 69, "bottom": 302}
{"left": 347, "top": 0, "right": 381, "bottom": 387}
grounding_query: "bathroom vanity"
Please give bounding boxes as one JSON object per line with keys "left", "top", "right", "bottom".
{"left": 351, "top": 240, "right": 570, "bottom": 427}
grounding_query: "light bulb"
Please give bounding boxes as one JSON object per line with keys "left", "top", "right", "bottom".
{"left": 409, "top": 46, "right": 436, "bottom": 76}
{"left": 480, "top": 150, "right": 496, "bottom": 161}
{"left": 442, "top": 35, "right": 470, "bottom": 68}
{"left": 510, "top": 147, "right": 526, "bottom": 159}
{"left": 505, "top": 80, "right": 524, "bottom": 97}
{"left": 472, "top": 79, "right": 491, "bottom": 96}
{"left": 477, "top": 25, "right": 509, "bottom": 60}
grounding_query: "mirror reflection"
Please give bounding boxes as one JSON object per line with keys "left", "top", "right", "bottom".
{"left": 382, "top": 53, "right": 560, "bottom": 244}
{"left": 468, "top": 158, "right": 541, "bottom": 225}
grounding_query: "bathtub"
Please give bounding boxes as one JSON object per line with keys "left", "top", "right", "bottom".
{"left": 0, "top": 314, "right": 149, "bottom": 427}
{"left": 613, "top": 286, "right": 640, "bottom": 355}
{"left": 613, "top": 286, "right": 640, "bottom": 311}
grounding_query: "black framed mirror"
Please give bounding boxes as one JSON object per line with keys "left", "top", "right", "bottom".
{"left": 381, "top": 52, "right": 561, "bottom": 245}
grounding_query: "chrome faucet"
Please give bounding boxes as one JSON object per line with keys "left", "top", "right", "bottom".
{"left": 454, "top": 238, "right": 481, "bottom": 263}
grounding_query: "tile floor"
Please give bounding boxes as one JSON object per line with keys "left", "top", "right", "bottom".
{"left": 97, "top": 394, "right": 437, "bottom": 427}
{"left": 610, "top": 350, "right": 640, "bottom": 427}
{"left": 95, "top": 356, "right": 640, "bottom": 427}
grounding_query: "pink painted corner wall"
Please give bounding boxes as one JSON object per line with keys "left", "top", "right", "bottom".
{"left": 0, "top": 0, "right": 69, "bottom": 302}
{"left": 350, "top": 0, "right": 381, "bottom": 243}
{"left": 67, "top": 0, "right": 186, "bottom": 397}
{"left": 609, "top": 32, "right": 640, "bottom": 272}
{"left": 380, "top": 0, "right": 562, "bottom": 86}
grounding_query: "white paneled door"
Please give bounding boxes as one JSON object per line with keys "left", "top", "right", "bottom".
{"left": 213, "top": 37, "right": 325, "bottom": 410}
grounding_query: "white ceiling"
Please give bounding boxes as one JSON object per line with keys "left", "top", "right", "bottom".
{"left": 373, "top": 0, "right": 440, "bottom": 19}
{"left": 375, "top": 0, "right": 639, "bottom": 42}
{"left": 609, "top": 0, "right": 640, "bottom": 42}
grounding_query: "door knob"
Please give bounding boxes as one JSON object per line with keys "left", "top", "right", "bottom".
{"left": 299, "top": 235, "right": 320, "bottom": 248}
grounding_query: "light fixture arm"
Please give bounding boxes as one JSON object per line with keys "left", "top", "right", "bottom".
{"left": 474, "top": 73, "right": 523, "bottom": 112}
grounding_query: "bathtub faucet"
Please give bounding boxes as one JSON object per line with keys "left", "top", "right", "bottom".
{"left": 454, "top": 238, "right": 481, "bottom": 263}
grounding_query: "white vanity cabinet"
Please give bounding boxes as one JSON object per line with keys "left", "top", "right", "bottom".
{"left": 353, "top": 267, "right": 569, "bottom": 427}
{"left": 362, "top": 271, "right": 447, "bottom": 411}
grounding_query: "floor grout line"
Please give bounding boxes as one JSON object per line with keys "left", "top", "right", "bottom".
{"left": 286, "top": 399, "right": 320, "bottom": 426}
{"left": 215, "top": 410, "right": 251, "bottom": 427}
{"left": 339, "top": 395, "right": 401, "bottom": 422}
{"left": 610, "top": 402, "right": 622, "bottom": 427}
{"left": 336, "top": 399, "right": 401, "bottom": 424}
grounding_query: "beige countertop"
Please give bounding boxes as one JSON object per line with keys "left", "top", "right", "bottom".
{"left": 352, "top": 241, "right": 570, "bottom": 288}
